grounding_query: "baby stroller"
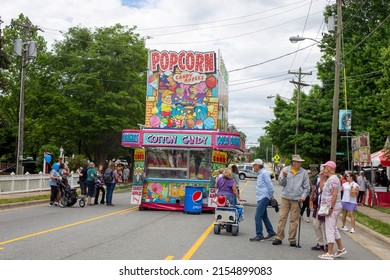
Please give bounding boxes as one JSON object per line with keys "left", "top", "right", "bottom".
{"left": 213, "top": 195, "right": 245, "bottom": 236}
{"left": 58, "top": 177, "right": 86, "bottom": 208}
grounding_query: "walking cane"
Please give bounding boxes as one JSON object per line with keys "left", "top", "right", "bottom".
{"left": 296, "top": 200, "right": 303, "bottom": 248}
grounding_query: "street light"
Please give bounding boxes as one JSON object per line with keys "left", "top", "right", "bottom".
{"left": 289, "top": 35, "right": 321, "bottom": 44}
{"left": 267, "top": 94, "right": 291, "bottom": 101}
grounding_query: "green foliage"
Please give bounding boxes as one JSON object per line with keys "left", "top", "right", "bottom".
{"left": 67, "top": 154, "right": 88, "bottom": 172}
{"left": 0, "top": 15, "right": 148, "bottom": 165}
{"left": 36, "top": 144, "right": 61, "bottom": 172}
{"left": 355, "top": 210, "right": 390, "bottom": 238}
{"left": 0, "top": 20, "right": 10, "bottom": 91}
{"left": 265, "top": 1, "right": 390, "bottom": 168}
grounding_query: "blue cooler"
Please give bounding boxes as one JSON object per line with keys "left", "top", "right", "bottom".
{"left": 184, "top": 186, "right": 204, "bottom": 214}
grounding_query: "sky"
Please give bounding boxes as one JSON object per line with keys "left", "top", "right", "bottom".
{"left": 1, "top": 0, "right": 332, "bottom": 146}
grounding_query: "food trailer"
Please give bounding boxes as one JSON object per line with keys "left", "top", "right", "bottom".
{"left": 122, "top": 50, "right": 244, "bottom": 212}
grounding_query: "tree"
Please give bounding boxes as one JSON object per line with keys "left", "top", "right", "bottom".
{"left": 0, "top": 18, "right": 149, "bottom": 165}
{"left": 265, "top": 1, "right": 390, "bottom": 168}
{"left": 0, "top": 16, "right": 10, "bottom": 92}
{"left": 48, "top": 24, "right": 148, "bottom": 164}
{"left": 0, "top": 14, "right": 49, "bottom": 161}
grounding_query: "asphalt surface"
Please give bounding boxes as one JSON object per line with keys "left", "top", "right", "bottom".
{"left": 1, "top": 182, "right": 390, "bottom": 259}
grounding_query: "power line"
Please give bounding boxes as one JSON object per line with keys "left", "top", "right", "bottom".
{"left": 228, "top": 43, "right": 317, "bottom": 73}
{"left": 138, "top": 0, "right": 319, "bottom": 31}
{"left": 148, "top": 2, "right": 319, "bottom": 38}
{"left": 148, "top": 11, "right": 323, "bottom": 45}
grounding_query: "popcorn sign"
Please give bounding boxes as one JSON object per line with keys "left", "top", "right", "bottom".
{"left": 149, "top": 50, "right": 216, "bottom": 73}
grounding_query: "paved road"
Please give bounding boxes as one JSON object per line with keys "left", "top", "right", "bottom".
{"left": 0, "top": 179, "right": 384, "bottom": 260}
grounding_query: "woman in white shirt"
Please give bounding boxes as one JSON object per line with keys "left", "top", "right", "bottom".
{"left": 340, "top": 172, "right": 359, "bottom": 233}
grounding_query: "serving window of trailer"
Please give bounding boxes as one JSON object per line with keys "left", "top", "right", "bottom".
{"left": 145, "top": 148, "right": 212, "bottom": 180}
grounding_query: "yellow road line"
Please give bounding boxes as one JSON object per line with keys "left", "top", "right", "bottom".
{"left": 0, "top": 206, "right": 138, "bottom": 246}
{"left": 180, "top": 179, "right": 250, "bottom": 260}
{"left": 165, "top": 255, "right": 175, "bottom": 260}
{"left": 181, "top": 222, "right": 214, "bottom": 260}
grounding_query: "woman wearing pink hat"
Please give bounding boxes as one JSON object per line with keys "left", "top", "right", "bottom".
{"left": 318, "top": 161, "right": 347, "bottom": 260}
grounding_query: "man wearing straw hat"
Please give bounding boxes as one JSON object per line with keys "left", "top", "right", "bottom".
{"left": 272, "top": 155, "right": 311, "bottom": 247}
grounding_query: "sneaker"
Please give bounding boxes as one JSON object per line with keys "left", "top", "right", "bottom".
{"left": 318, "top": 253, "right": 334, "bottom": 260}
{"left": 350, "top": 228, "right": 355, "bottom": 233}
{"left": 311, "top": 244, "right": 325, "bottom": 251}
{"left": 334, "top": 248, "right": 347, "bottom": 258}
{"left": 263, "top": 233, "right": 276, "bottom": 241}
{"left": 306, "top": 218, "right": 310, "bottom": 223}
{"left": 272, "top": 239, "right": 282, "bottom": 245}
{"left": 290, "top": 241, "right": 297, "bottom": 247}
{"left": 49, "top": 202, "right": 54, "bottom": 206}
{"left": 340, "top": 226, "right": 349, "bottom": 231}
{"left": 249, "top": 236, "right": 264, "bottom": 242}
{"left": 54, "top": 203, "right": 58, "bottom": 206}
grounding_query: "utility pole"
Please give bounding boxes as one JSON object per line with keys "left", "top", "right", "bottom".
{"left": 289, "top": 67, "right": 312, "bottom": 155}
{"left": 330, "top": 0, "right": 343, "bottom": 162}
{"left": 12, "top": 19, "right": 41, "bottom": 174}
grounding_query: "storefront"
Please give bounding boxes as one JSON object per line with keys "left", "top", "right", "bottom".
{"left": 122, "top": 49, "right": 244, "bottom": 211}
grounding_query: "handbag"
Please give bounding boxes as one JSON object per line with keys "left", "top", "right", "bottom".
{"left": 318, "top": 204, "right": 329, "bottom": 216}
{"left": 350, "top": 186, "right": 358, "bottom": 197}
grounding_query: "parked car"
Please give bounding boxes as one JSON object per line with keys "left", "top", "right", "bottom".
{"left": 237, "top": 164, "right": 274, "bottom": 180}
{"left": 237, "top": 164, "right": 257, "bottom": 180}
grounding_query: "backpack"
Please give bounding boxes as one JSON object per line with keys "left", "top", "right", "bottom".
{"left": 103, "top": 168, "right": 113, "bottom": 182}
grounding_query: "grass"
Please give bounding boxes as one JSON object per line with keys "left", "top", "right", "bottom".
{"left": 0, "top": 194, "right": 50, "bottom": 205}
{"left": 355, "top": 210, "right": 390, "bottom": 238}
{"left": 374, "top": 206, "right": 390, "bottom": 215}
{"left": 0, "top": 184, "right": 132, "bottom": 205}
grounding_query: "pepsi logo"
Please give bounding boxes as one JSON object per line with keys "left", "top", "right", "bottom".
{"left": 192, "top": 191, "right": 203, "bottom": 203}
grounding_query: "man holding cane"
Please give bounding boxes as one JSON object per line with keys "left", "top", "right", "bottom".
{"left": 272, "top": 155, "right": 311, "bottom": 246}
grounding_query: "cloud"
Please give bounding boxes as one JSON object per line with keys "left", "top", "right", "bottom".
{"left": 1, "top": 0, "right": 328, "bottom": 145}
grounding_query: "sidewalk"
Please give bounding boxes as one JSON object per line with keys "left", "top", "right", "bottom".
{"left": 341, "top": 204, "right": 390, "bottom": 260}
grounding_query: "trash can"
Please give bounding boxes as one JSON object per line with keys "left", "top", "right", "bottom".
{"left": 184, "top": 185, "right": 204, "bottom": 214}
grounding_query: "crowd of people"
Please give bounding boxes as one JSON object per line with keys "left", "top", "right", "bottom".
{"left": 245, "top": 155, "right": 367, "bottom": 260}
{"left": 48, "top": 160, "right": 131, "bottom": 207}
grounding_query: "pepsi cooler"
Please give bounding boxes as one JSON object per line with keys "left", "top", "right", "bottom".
{"left": 184, "top": 185, "right": 204, "bottom": 214}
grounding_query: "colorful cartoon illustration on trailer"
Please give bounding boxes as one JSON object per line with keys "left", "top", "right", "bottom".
{"left": 146, "top": 50, "right": 219, "bottom": 130}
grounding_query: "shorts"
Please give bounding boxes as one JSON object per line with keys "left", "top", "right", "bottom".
{"left": 342, "top": 201, "right": 357, "bottom": 211}
{"left": 86, "top": 180, "right": 96, "bottom": 197}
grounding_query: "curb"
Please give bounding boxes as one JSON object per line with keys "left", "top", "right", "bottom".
{"left": 0, "top": 188, "right": 132, "bottom": 210}
{"left": 353, "top": 219, "right": 390, "bottom": 246}
{"left": 0, "top": 199, "right": 48, "bottom": 210}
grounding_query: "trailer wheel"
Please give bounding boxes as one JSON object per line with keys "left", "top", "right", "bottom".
{"left": 214, "top": 224, "right": 221, "bottom": 234}
{"left": 232, "top": 225, "right": 239, "bottom": 236}
{"left": 226, "top": 224, "right": 232, "bottom": 232}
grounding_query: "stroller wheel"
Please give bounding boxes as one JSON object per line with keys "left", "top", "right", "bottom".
{"left": 59, "top": 197, "right": 67, "bottom": 208}
{"left": 79, "top": 198, "right": 86, "bottom": 208}
{"left": 213, "top": 224, "right": 221, "bottom": 235}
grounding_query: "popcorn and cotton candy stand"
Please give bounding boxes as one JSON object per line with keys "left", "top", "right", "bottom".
{"left": 122, "top": 129, "right": 243, "bottom": 212}
{"left": 122, "top": 49, "right": 244, "bottom": 212}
